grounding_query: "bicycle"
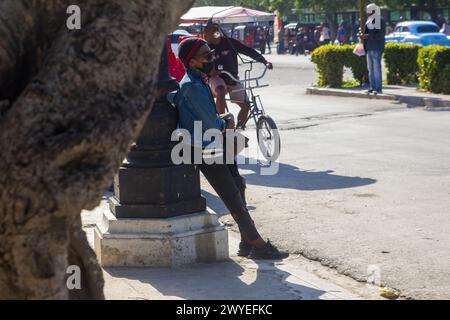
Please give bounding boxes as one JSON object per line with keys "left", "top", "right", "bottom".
{"left": 219, "top": 59, "right": 281, "bottom": 162}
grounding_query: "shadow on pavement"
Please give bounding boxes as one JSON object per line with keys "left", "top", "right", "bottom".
{"left": 201, "top": 160, "right": 376, "bottom": 216}
{"left": 238, "top": 160, "right": 376, "bottom": 191}
{"left": 104, "top": 259, "right": 327, "bottom": 300}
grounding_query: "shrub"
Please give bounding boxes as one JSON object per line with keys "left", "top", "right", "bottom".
{"left": 311, "top": 45, "right": 368, "bottom": 87}
{"left": 342, "top": 45, "right": 369, "bottom": 86}
{"left": 384, "top": 43, "right": 420, "bottom": 85}
{"left": 418, "top": 45, "right": 450, "bottom": 94}
{"left": 311, "top": 45, "right": 347, "bottom": 87}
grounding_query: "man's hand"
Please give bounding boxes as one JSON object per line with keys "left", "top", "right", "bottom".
{"left": 360, "top": 34, "right": 369, "bottom": 40}
{"left": 266, "top": 62, "right": 273, "bottom": 70}
{"left": 210, "top": 69, "right": 221, "bottom": 77}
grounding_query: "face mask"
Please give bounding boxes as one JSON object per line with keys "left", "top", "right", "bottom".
{"left": 199, "top": 61, "right": 215, "bottom": 75}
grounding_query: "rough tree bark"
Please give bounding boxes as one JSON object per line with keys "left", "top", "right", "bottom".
{"left": 0, "top": 0, "right": 194, "bottom": 299}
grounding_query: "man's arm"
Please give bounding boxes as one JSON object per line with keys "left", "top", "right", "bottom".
{"left": 229, "top": 38, "right": 267, "bottom": 64}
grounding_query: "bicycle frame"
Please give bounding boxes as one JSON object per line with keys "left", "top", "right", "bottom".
{"left": 220, "top": 61, "right": 269, "bottom": 128}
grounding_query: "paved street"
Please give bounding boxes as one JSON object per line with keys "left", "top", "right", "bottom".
{"left": 202, "top": 53, "right": 450, "bottom": 299}
{"left": 83, "top": 200, "right": 380, "bottom": 300}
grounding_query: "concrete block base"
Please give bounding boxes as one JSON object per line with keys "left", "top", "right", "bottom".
{"left": 94, "top": 209, "right": 229, "bottom": 267}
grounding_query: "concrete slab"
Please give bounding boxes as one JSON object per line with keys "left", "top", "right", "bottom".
{"left": 99, "top": 232, "right": 365, "bottom": 300}
{"left": 82, "top": 201, "right": 377, "bottom": 300}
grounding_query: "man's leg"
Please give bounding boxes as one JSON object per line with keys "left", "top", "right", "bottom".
{"left": 227, "top": 162, "right": 248, "bottom": 246}
{"left": 214, "top": 85, "right": 228, "bottom": 114}
{"left": 229, "top": 82, "right": 251, "bottom": 128}
{"left": 367, "top": 50, "right": 376, "bottom": 91}
{"left": 373, "top": 50, "right": 383, "bottom": 92}
{"left": 210, "top": 76, "right": 229, "bottom": 114}
{"left": 199, "top": 163, "right": 263, "bottom": 247}
{"left": 236, "top": 101, "right": 251, "bottom": 128}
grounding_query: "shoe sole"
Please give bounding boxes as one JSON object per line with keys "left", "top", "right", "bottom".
{"left": 247, "top": 254, "right": 289, "bottom": 260}
{"left": 237, "top": 250, "right": 251, "bottom": 258}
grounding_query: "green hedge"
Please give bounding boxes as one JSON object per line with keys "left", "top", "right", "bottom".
{"left": 311, "top": 45, "right": 368, "bottom": 88}
{"left": 418, "top": 45, "right": 450, "bottom": 94}
{"left": 311, "top": 45, "right": 347, "bottom": 87}
{"left": 312, "top": 43, "right": 450, "bottom": 94}
{"left": 343, "top": 45, "right": 370, "bottom": 85}
{"left": 384, "top": 43, "right": 420, "bottom": 85}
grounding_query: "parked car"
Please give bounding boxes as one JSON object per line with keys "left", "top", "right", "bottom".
{"left": 386, "top": 21, "right": 450, "bottom": 46}
{"left": 169, "top": 29, "right": 192, "bottom": 56}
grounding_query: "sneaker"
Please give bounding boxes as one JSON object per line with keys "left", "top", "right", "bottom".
{"left": 237, "top": 241, "right": 252, "bottom": 257}
{"left": 248, "top": 240, "right": 289, "bottom": 260}
{"left": 376, "top": 90, "right": 383, "bottom": 94}
{"left": 366, "top": 89, "right": 374, "bottom": 94}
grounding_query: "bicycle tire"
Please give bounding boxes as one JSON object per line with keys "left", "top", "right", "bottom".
{"left": 257, "top": 115, "right": 281, "bottom": 162}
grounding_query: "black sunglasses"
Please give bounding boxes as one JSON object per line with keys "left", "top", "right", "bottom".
{"left": 195, "top": 49, "right": 215, "bottom": 62}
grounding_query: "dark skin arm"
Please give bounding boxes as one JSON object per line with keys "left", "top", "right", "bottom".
{"left": 229, "top": 38, "right": 273, "bottom": 69}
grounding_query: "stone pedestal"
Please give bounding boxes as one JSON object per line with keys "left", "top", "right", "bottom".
{"left": 94, "top": 43, "right": 229, "bottom": 267}
{"left": 94, "top": 208, "right": 229, "bottom": 267}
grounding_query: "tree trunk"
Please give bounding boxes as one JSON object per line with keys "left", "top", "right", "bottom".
{"left": 0, "top": 0, "right": 194, "bottom": 299}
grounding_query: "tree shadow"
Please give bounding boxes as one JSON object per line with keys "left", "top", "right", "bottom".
{"left": 104, "top": 259, "right": 327, "bottom": 300}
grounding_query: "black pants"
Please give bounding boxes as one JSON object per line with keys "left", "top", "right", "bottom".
{"left": 200, "top": 162, "right": 261, "bottom": 242}
{"left": 266, "top": 40, "right": 272, "bottom": 53}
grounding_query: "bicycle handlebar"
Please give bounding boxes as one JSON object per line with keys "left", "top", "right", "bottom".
{"left": 220, "top": 64, "right": 268, "bottom": 84}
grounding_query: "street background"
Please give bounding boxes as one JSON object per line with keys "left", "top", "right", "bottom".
{"left": 202, "top": 53, "right": 450, "bottom": 299}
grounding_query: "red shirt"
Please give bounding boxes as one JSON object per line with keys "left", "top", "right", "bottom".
{"left": 168, "top": 39, "right": 185, "bottom": 82}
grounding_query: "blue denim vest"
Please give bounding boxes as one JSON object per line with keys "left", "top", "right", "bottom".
{"left": 168, "top": 68, "right": 225, "bottom": 148}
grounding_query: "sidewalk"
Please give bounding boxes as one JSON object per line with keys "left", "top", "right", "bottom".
{"left": 306, "top": 85, "right": 450, "bottom": 110}
{"left": 82, "top": 201, "right": 380, "bottom": 300}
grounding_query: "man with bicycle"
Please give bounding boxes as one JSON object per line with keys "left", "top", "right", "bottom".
{"left": 203, "top": 19, "right": 273, "bottom": 129}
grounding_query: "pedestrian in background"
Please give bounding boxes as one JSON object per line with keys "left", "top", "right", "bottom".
{"left": 264, "top": 26, "right": 272, "bottom": 54}
{"left": 259, "top": 28, "right": 267, "bottom": 54}
{"left": 295, "top": 28, "right": 307, "bottom": 56}
{"left": 337, "top": 23, "right": 347, "bottom": 45}
{"left": 314, "top": 26, "right": 321, "bottom": 48}
{"left": 440, "top": 19, "right": 450, "bottom": 36}
{"left": 319, "top": 22, "right": 331, "bottom": 45}
{"left": 361, "top": 3, "right": 386, "bottom": 94}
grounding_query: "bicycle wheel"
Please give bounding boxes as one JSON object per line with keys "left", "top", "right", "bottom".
{"left": 257, "top": 116, "right": 281, "bottom": 162}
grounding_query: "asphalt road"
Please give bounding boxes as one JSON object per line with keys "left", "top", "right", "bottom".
{"left": 202, "top": 53, "right": 450, "bottom": 299}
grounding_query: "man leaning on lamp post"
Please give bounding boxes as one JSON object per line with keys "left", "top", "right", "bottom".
{"left": 360, "top": 3, "right": 386, "bottom": 94}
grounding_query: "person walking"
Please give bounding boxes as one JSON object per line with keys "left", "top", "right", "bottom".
{"left": 258, "top": 27, "right": 266, "bottom": 54}
{"left": 319, "top": 22, "right": 331, "bottom": 45}
{"left": 361, "top": 3, "right": 386, "bottom": 94}
{"left": 440, "top": 19, "right": 450, "bottom": 36}
{"left": 314, "top": 25, "right": 321, "bottom": 48}
{"left": 169, "top": 37, "right": 289, "bottom": 260}
{"left": 264, "top": 26, "right": 272, "bottom": 54}
{"left": 337, "top": 23, "right": 347, "bottom": 45}
{"left": 295, "top": 28, "right": 307, "bottom": 56}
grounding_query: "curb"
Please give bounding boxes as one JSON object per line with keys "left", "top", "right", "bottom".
{"left": 306, "top": 87, "right": 450, "bottom": 110}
